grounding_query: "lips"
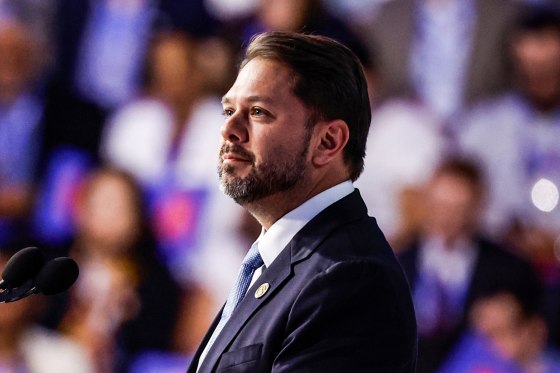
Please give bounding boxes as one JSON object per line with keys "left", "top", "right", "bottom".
{"left": 223, "top": 153, "right": 250, "bottom": 162}
{"left": 220, "top": 144, "right": 254, "bottom": 164}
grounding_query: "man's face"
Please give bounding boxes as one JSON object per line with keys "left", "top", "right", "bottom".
{"left": 513, "top": 29, "right": 560, "bottom": 108}
{"left": 0, "top": 20, "right": 35, "bottom": 104}
{"left": 423, "top": 173, "right": 480, "bottom": 243}
{"left": 218, "top": 58, "right": 314, "bottom": 205}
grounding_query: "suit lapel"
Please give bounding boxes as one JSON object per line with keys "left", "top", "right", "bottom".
{"left": 187, "top": 305, "right": 225, "bottom": 373}
{"left": 198, "top": 190, "right": 368, "bottom": 371}
{"left": 197, "top": 243, "right": 293, "bottom": 371}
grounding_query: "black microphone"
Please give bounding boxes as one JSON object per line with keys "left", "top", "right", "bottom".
{"left": 0, "top": 247, "right": 45, "bottom": 290}
{"left": 35, "top": 257, "right": 79, "bottom": 295}
{"left": 1, "top": 249, "right": 79, "bottom": 303}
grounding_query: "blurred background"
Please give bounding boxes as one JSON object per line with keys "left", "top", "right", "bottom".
{"left": 0, "top": 0, "right": 560, "bottom": 372}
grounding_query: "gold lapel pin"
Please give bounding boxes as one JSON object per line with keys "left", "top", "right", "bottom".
{"left": 255, "top": 283, "right": 270, "bottom": 298}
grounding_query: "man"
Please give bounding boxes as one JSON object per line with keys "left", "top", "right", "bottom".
{"left": 187, "top": 31, "right": 417, "bottom": 372}
{"left": 364, "top": 0, "right": 520, "bottom": 123}
{"left": 397, "top": 157, "right": 541, "bottom": 373}
{"left": 458, "top": 4, "right": 560, "bottom": 243}
{"left": 457, "top": 4, "right": 560, "bottom": 349}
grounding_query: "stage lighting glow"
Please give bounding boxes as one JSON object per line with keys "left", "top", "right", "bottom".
{"left": 531, "top": 178, "right": 559, "bottom": 212}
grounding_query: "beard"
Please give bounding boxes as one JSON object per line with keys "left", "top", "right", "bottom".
{"left": 218, "top": 130, "right": 311, "bottom": 205}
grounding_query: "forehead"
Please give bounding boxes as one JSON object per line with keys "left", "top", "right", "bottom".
{"left": 430, "top": 173, "right": 477, "bottom": 198}
{"left": 223, "top": 58, "right": 298, "bottom": 103}
{"left": 513, "top": 29, "right": 560, "bottom": 52}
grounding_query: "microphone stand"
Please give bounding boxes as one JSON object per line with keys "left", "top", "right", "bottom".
{"left": 0, "top": 279, "right": 39, "bottom": 303}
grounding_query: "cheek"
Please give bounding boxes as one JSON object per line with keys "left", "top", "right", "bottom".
{"left": 254, "top": 136, "right": 305, "bottom": 169}
{"left": 493, "top": 331, "right": 523, "bottom": 361}
{"left": 250, "top": 130, "right": 277, "bottom": 163}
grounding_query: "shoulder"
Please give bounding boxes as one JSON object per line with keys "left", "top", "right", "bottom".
{"left": 475, "top": 237, "right": 536, "bottom": 279}
{"left": 281, "top": 252, "right": 417, "bottom": 371}
{"left": 296, "top": 191, "right": 401, "bottom": 270}
{"left": 299, "top": 212, "right": 413, "bottom": 308}
{"left": 470, "top": 236, "right": 541, "bottom": 302}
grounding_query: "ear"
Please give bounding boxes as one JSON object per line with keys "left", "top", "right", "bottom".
{"left": 311, "top": 119, "right": 349, "bottom": 167}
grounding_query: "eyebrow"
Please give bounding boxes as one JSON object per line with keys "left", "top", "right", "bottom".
{"left": 221, "top": 96, "right": 274, "bottom": 105}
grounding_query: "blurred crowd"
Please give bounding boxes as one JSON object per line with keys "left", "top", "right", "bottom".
{"left": 1, "top": 0, "right": 560, "bottom": 372}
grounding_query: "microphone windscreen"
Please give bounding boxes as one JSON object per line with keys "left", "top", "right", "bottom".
{"left": 2, "top": 247, "right": 46, "bottom": 287}
{"left": 35, "top": 257, "right": 79, "bottom": 295}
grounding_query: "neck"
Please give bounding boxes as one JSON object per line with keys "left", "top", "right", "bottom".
{"left": 244, "top": 188, "right": 311, "bottom": 230}
{"left": 245, "top": 173, "right": 348, "bottom": 229}
{"left": 519, "top": 88, "right": 560, "bottom": 113}
{"left": 532, "top": 97, "right": 560, "bottom": 114}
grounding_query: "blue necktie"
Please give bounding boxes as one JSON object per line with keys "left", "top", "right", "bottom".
{"left": 198, "top": 242, "right": 264, "bottom": 368}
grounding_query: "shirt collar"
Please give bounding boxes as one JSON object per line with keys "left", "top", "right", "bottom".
{"left": 256, "top": 180, "right": 354, "bottom": 267}
{"left": 419, "top": 234, "right": 478, "bottom": 289}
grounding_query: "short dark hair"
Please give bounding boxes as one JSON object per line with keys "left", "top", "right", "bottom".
{"left": 433, "top": 156, "right": 486, "bottom": 199}
{"left": 513, "top": 3, "right": 560, "bottom": 35}
{"left": 240, "top": 31, "right": 372, "bottom": 181}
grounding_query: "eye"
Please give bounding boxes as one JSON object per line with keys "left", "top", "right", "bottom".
{"left": 250, "top": 107, "right": 266, "bottom": 116}
{"left": 222, "top": 108, "right": 234, "bottom": 118}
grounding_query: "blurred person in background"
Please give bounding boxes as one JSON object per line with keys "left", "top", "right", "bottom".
{"left": 459, "top": 3, "right": 560, "bottom": 241}
{"left": 53, "top": 0, "right": 220, "bottom": 112}
{"left": 55, "top": 167, "right": 181, "bottom": 373}
{"left": 0, "top": 248, "right": 94, "bottom": 373}
{"left": 362, "top": 0, "right": 520, "bottom": 126}
{"left": 0, "top": 1, "right": 52, "bottom": 246}
{"left": 398, "top": 157, "right": 541, "bottom": 373}
{"left": 355, "top": 46, "right": 446, "bottom": 246}
{"left": 345, "top": 9, "right": 451, "bottom": 250}
{"left": 470, "top": 292, "right": 559, "bottom": 373}
{"left": 231, "top": 0, "right": 370, "bottom": 67}
{"left": 0, "top": 0, "right": 107, "bottom": 250}
{"left": 99, "top": 29, "right": 248, "bottom": 355}
{"left": 356, "top": 98, "right": 445, "bottom": 248}
{"left": 458, "top": 4, "right": 560, "bottom": 345}
{"left": 322, "top": 0, "right": 387, "bottom": 25}
{"left": 204, "top": 0, "right": 259, "bottom": 22}
{"left": 440, "top": 287, "right": 560, "bottom": 373}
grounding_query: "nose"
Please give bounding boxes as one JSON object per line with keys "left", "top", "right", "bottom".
{"left": 221, "top": 111, "right": 248, "bottom": 143}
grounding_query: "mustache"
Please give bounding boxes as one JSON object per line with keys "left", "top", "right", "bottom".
{"left": 220, "top": 143, "right": 255, "bottom": 163}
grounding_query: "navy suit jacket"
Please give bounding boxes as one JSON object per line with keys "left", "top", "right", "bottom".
{"left": 188, "top": 190, "right": 417, "bottom": 372}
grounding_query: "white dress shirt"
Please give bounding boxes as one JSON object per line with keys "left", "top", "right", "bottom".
{"left": 197, "top": 180, "right": 354, "bottom": 369}
{"left": 250, "top": 180, "right": 354, "bottom": 287}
